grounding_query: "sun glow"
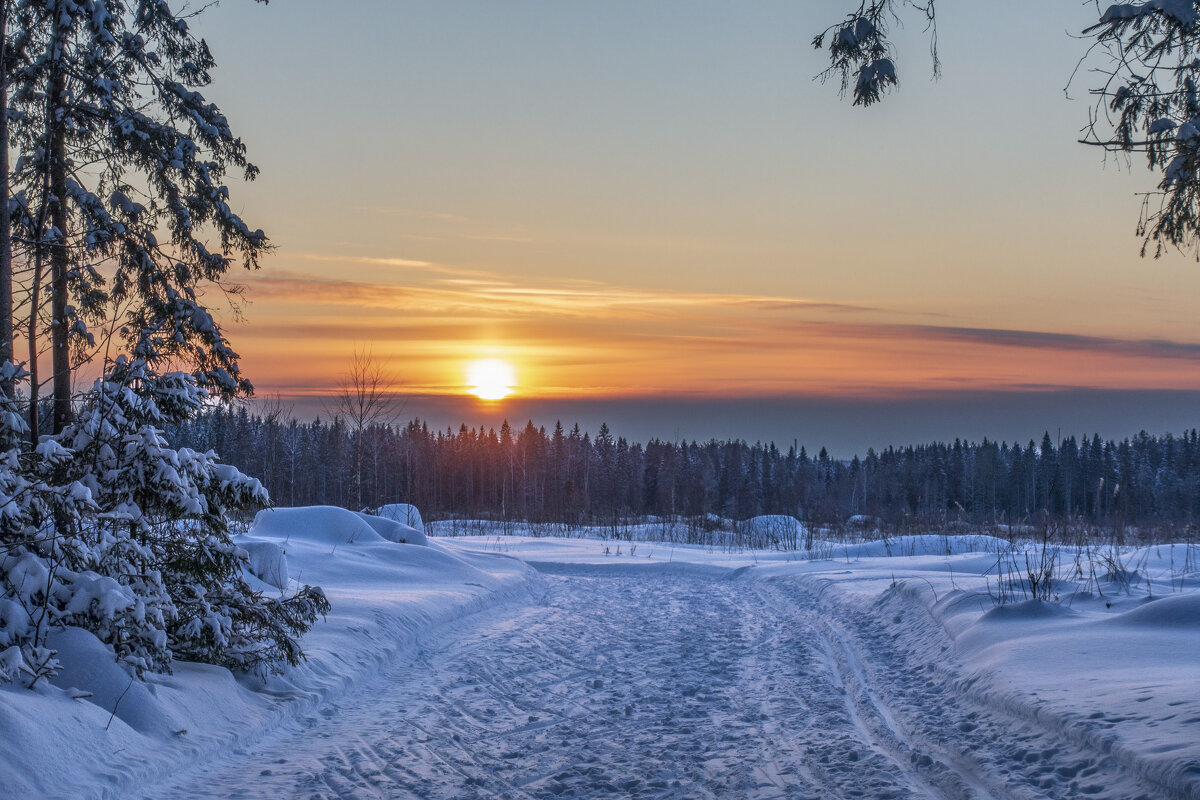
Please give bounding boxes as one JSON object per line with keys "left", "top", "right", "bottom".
{"left": 467, "top": 358, "right": 517, "bottom": 401}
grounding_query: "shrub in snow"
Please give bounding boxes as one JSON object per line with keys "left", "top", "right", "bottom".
{"left": 742, "top": 515, "right": 809, "bottom": 550}
{"left": 1, "top": 361, "right": 329, "bottom": 685}
{"left": 0, "top": 363, "right": 107, "bottom": 685}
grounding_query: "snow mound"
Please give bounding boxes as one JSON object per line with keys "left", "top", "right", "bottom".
{"left": 978, "top": 599, "right": 1079, "bottom": 623}
{"left": 48, "top": 627, "right": 176, "bottom": 737}
{"left": 251, "top": 506, "right": 385, "bottom": 545}
{"left": 234, "top": 537, "right": 289, "bottom": 591}
{"left": 375, "top": 503, "right": 425, "bottom": 533}
{"left": 354, "top": 511, "right": 429, "bottom": 546}
{"left": 1105, "top": 593, "right": 1200, "bottom": 628}
{"left": 742, "top": 515, "right": 805, "bottom": 543}
{"left": 833, "top": 534, "right": 1007, "bottom": 559}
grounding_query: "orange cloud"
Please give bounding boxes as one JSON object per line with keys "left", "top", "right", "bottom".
{"left": 229, "top": 267, "right": 1200, "bottom": 402}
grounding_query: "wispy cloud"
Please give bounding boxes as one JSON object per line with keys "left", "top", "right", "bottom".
{"left": 245, "top": 269, "right": 882, "bottom": 321}
{"left": 289, "top": 252, "right": 431, "bottom": 268}
{"left": 245, "top": 269, "right": 1200, "bottom": 365}
{"left": 462, "top": 234, "right": 537, "bottom": 244}
{"left": 285, "top": 252, "right": 499, "bottom": 280}
{"left": 795, "top": 322, "right": 1200, "bottom": 363}
{"left": 236, "top": 266, "right": 1200, "bottom": 400}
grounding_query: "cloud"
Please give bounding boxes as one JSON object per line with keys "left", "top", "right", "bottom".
{"left": 805, "top": 322, "right": 1200, "bottom": 363}
{"left": 236, "top": 265, "right": 1200, "bottom": 402}
{"left": 289, "top": 252, "right": 432, "bottom": 268}
{"left": 246, "top": 268, "right": 880, "bottom": 321}
{"left": 462, "top": 234, "right": 537, "bottom": 244}
{"left": 281, "top": 253, "right": 501, "bottom": 281}
{"left": 244, "top": 267, "right": 1200, "bottom": 363}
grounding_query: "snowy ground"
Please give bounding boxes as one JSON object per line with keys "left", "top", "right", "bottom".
{"left": 1, "top": 512, "right": 1198, "bottom": 799}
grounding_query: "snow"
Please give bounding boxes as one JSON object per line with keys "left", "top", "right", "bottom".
{"left": 0, "top": 510, "right": 1197, "bottom": 798}
{"left": 250, "top": 505, "right": 386, "bottom": 545}
{"left": 233, "top": 537, "right": 290, "bottom": 592}
{"left": 374, "top": 502, "right": 425, "bottom": 533}
{"left": 0, "top": 506, "right": 538, "bottom": 799}
{"left": 1101, "top": 0, "right": 1198, "bottom": 26}
{"left": 354, "top": 510, "right": 429, "bottom": 546}
{"left": 742, "top": 513, "right": 806, "bottom": 545}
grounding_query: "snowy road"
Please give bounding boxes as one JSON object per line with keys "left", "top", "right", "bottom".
{"left": 151, "top": 567, "right": 1179, "bottom": 800}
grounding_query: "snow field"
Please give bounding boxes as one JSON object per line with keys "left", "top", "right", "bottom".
{"left": 1, "top": 509, "right": 1197, "bottom": 799}
{"left": 446, "top": 532, "right": 1200, "bottom": 799}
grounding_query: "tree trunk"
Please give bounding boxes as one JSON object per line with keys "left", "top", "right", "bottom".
{"left": 26, "top": 249, "right": 39, "bottom": 445}
{"left": 0, "top": 0, "right": 12, "bottom": 396}
{"left": 48, "top": 65, "right": 70, "bottom": 433}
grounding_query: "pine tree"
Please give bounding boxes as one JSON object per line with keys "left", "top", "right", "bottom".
{"left": 0, "top": 1, "right": 327, "bottom": 686}
{"left": 8, "top": 0, "right": 269, "bottom": 437}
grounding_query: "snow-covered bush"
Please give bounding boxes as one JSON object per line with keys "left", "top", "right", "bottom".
{"left": 0, "top": 361, "right": 329, "bottom": 685}
{"left": 741, "top": 515, "right": 808, "bottom": 550}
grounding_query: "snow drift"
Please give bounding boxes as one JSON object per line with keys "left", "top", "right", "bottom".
{"left": 0, "top": 505, "right": 538, "bottom": 799}
{"left": 375, "top": 503, "right": 425, "bottom": 534}
{"left": 354, "top": 510, "right": 428, "bottom": 546}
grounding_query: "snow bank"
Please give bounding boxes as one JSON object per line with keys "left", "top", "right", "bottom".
{"left": 1104, "top": 591, "right": 1200, "bottom": 628}
{"left": 4, "top": 517, "right": 1196, "bottom": 799}
{"left": 0, "top": 506, "right": 539, "bottom": 799}
{"left": 354, "top": 511, "right": 428, "bottom": 546}
{"left": 443, "top": 530, "right": 1200, "bottom": 798}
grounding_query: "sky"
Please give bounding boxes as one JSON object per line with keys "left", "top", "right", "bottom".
{"left": 187, "top": 1, "right": 1200, "bottom": 455}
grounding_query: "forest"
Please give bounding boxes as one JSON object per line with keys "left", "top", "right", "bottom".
{"left": 169, "top": 407, "right": 1200, "bottom": 535}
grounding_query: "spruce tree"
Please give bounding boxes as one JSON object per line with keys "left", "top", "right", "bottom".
{"left": 1, "top": 1, "right": 328, "bottom": 686}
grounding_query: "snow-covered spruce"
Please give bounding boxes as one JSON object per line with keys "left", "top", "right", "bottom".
{"left": 0, "top": 360, "right": 328, "bottom": 686}
{"left": 7, "top": 0, "right": 268, "bottom": 418}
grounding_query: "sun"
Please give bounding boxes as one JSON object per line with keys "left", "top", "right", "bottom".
{"left": 467, "top": 358, "right": 517, "bottom": 401}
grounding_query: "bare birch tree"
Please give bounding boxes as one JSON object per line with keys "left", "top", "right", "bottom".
{"left": 330, "top": 349, "right": 400, "bottom": 509}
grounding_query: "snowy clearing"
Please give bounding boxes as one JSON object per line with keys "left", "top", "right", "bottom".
{"left": 1, "top": 511, "right": 1198, "bottom": 799}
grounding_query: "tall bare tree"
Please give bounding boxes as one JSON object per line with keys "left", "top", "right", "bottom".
{"left": 330, "top": 349, "right": 400, "bottom": 509}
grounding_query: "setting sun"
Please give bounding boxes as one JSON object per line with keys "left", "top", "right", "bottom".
{"left": 467, "top": 358, "right": 517, "bottom": 401}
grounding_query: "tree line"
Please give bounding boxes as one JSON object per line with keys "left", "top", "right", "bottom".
{"left": 170, "top": 407, "right": 1200, "bottom": 532}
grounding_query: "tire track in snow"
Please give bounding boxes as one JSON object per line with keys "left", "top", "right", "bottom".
{"left": 146, "top": 569, "right": 1177, "bottom": 800}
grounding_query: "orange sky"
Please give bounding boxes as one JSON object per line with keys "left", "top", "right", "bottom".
{"left": 230, "top": 256, "right": 1200, "bottom": 403}
{"left": 178, "top": 1, "right": 1200, "bottom": 446}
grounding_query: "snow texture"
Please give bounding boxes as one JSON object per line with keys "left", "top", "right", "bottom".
{"left": 0, "top": 512, "right": 1197, "bottom": 799}
{"left": 250, "top": 506, "right": 387, "bottom": 545}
